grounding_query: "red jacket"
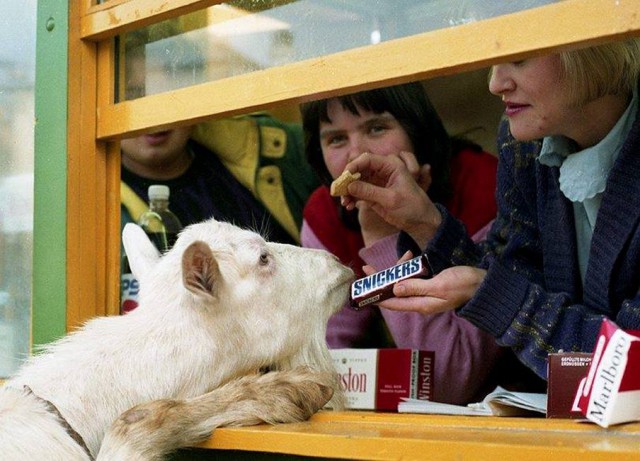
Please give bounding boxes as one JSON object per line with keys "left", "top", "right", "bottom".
{"left": 303, "top": 147, "right": 498, "bottom": 277}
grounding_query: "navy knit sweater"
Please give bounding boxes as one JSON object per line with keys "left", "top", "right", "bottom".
{"left": 400, "top": 102, "right": 640, "bottom": 380}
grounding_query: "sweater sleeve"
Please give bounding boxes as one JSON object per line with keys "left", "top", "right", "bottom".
{"left": 410, "top": 133, "right": 553, "bottom": 380}
{"left": 463, "top": 261, "right": 640, "bottom": 379}
{"left": 455, "top": 134, "right": 582, "bottom": 379}
{"left": 424, "top": 125, "right": 640, "bottom": 380}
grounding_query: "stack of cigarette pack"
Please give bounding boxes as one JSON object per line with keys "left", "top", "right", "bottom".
{"left": 330, "top": 348, "right": 434, "bottom": 411}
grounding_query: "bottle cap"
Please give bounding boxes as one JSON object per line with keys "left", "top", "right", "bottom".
{"left": 148, "top": 184, "right": 170, "bottom": 201}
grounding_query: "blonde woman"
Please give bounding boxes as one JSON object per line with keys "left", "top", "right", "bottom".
{"left": 340, "top": 38, "right": 640, "bottom": 379}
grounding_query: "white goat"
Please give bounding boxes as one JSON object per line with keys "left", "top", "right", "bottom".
{"left": 0, "top": 218, "right": 353, "bottom": 460}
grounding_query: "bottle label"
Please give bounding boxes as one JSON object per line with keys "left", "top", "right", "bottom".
{"left": 121, "top": 272, "right": 140, "bottom": 314}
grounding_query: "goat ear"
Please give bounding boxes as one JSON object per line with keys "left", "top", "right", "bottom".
{"left": 182, "top": 241, "right": 220, "bottom": 298}
{"left": 122, "top": 223, "right": 161, "bottom": 280}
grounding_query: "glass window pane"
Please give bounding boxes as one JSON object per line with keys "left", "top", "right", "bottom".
{"left": 117, "top": 0, "right": 559, "bottom": 101}
{"left": 0, "top": 2, "right": 35, "bottom": 378}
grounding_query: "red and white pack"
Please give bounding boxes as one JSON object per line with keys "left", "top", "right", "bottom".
{"left": 330, "top": 348, "right": 434, "bottom": 411}
{"left": 574, "top": 318, "right": 640, "bottom": 427}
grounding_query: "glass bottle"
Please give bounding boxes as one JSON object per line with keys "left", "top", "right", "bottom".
{"left": 137, "top": 185, "right": 183, "bottom": 252}
{"left": 120, "top": 185, "right": 183, "bottom": 314}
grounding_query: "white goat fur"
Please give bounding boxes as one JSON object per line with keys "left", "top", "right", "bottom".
{"left": 0, "top": 218, "right": 352, "bottom": 460}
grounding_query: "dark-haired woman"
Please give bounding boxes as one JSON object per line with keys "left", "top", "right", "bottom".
{"left": 300, "top": 82, "right": 508, "bottom": 404}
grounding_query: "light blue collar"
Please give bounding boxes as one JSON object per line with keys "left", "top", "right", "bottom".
{"left": 538, "top": 88, "right": 638, "bottom": 202}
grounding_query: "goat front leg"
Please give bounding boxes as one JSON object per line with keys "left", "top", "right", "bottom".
{"left": 96, "top": 367, "right": 334, "bottom": 461}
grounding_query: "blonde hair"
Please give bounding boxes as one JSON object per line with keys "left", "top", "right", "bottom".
{"left": 560, "top": 38, "right": 640, "bottom": 104}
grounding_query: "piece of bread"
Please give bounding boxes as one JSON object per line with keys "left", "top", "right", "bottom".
{"left": 330, "top": 170, "right": 361, "bottom": 197}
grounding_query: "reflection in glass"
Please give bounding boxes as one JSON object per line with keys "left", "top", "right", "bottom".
{"left": 0, "top": 2, "right": 35, "bottom": 378}
{"left": 117, "top": 0, "right": 559, "bottom": 101}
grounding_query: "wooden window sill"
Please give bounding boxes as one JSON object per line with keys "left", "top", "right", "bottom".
{"left": 194, "top": 410, "right": 640, "bottom": 460}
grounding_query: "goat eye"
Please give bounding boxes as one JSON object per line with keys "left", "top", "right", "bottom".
{"left": 259, "top": 252, "right": 270, "bottom": 266}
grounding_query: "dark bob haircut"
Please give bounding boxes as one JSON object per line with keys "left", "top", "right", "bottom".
{"left": 300, "top": 81, "right": 453, "bottom": 203}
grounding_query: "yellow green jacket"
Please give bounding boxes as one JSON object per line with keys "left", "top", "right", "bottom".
{"left": 121, "top": 113, "right": 319, "bottom": 243}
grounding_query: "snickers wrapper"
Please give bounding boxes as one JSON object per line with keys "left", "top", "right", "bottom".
{"left": 350, "top": 255, "right": 431, "bottom": 310}
{"left": 575, "top": 318, "right": 640, "bottom": 427}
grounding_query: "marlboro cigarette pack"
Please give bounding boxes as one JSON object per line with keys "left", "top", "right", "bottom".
{"left": 330, "top": 348, "right": 434, "bottom": 411}
{"left": 575, "top": 319, "right": 640, "bottom": 427}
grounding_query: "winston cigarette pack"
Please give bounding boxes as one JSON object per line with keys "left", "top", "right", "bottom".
{"left": 330, "top": 348, "right": 434, "bottom": 411}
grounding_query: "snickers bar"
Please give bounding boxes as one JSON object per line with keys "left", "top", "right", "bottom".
{"left": 350, "top": 254, "right": 431, "bottom": 310}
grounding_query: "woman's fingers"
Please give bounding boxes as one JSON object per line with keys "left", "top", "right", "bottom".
{"left": 375, "top": 266, "right": 487, "bottom": 315}
{"left": 416, "top": 164, "right": 432, "bottom": 191}
{"left": 397, "top": 151, "right": 421, "bottom": 178}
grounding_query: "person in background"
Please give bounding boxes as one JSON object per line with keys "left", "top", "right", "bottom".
{"left": 120, "top": 21, "right": 318, "bottom": 245}
{"left": 120, "top": 114, "right": 319, "bottom": 245}
{"left": 299, "top": 82, "right": 528, "bottom": 405}
{"left": 338, "top": 38, "right": 640, "bottom": 381}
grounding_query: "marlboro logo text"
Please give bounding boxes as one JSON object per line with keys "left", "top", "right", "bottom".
{"left": 587, "top": 334, "right": 629, "bottom": 423}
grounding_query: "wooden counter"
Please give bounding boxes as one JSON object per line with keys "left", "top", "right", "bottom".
{"left": 179, "top": 410, "right": 640, "bottom": 460}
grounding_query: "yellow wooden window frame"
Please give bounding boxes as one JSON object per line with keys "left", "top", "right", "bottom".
{"left": 67, "top": 0, "right": 640, "bottom": 331}
{"left": 64, "top": 1, "right": 640, "bottom": 458}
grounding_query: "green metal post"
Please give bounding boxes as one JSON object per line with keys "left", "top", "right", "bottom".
{"left": 32, "top": 0, "right": 68, "bottom": 346}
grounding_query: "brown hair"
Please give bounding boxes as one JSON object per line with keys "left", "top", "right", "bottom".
{"left": 300, "top": 82, "right": 453, "bottom": 204}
